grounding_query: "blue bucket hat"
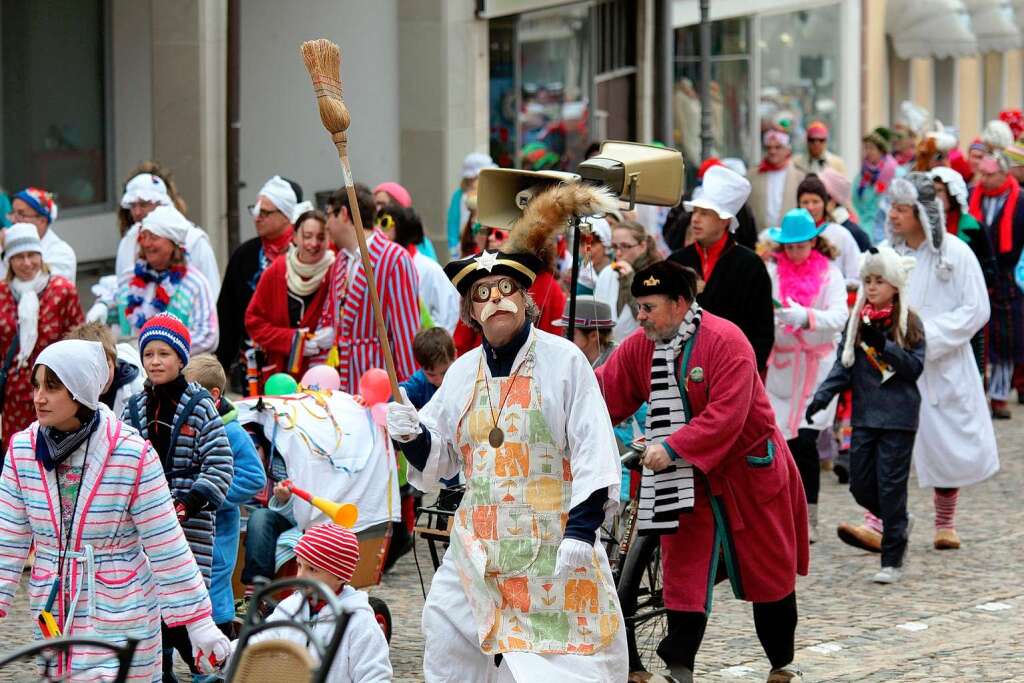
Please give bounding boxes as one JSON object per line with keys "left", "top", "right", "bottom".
{"left": 767, "top": 208, "right": 823, "bottom": 244}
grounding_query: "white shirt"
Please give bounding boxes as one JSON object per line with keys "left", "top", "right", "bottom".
{"left": 763, "top": 168, "right": 787, "bottom": 229}
{"left": 116, "top": 222, "right": 221, "bottom": 298}
{"left": 414, "top": 250, "right": 459, "bottom": 333}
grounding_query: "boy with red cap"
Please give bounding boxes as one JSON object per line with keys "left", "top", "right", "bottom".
{"left": 231, "top": 523, "right": 393, "bottom": 682}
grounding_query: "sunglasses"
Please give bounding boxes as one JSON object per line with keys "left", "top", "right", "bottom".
{"left": 248, "top": 204, "right": 282, "bottom": 219}
{"left": 807, "top": 137, "right": 827, "bottom": 143}
{"left": 471, "top": 277, "right": 521, "bottom": 303}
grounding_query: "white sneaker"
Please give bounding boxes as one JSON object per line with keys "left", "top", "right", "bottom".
{"left": 872, "top": 566, "right": 903, "bottom": 583}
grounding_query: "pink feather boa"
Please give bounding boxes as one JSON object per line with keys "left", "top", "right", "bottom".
{"left": 776, "top": 249, "right": 829, "bottom": 307}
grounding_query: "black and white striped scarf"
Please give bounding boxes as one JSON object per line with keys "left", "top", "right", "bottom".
{"left": 638, "top": 302, "right": 702, "bottom": 535}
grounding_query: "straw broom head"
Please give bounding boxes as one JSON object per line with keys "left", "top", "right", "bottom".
{"left": 300, "top": 39, "right": 350, "bottom": 140}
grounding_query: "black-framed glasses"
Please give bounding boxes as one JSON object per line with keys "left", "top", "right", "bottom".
{"left": 248, "top": 204, "right": 281, "bottom": 219}
{"left": 807, "top": 137, "right": 827, "bottom": 143}
{"left": 471, "top": 277, "right": 520, "bottom": 303}
{"left": 611, "top": 241, "right": 640, "bottom": 251}
{"left": 6, "top": 210, "right": 40, "bottom": 222}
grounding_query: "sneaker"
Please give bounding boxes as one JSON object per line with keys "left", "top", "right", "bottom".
{"left": 872, "top": 566, "right": 903, "bottom": 583}
{"left": 836, "top": 523, "right": 882, "bottom": 553}
{"left": 934, "top": 528, "right": 961, "bottom": 549}
{"left": 991, "top": 399, "right": 1011, "bottom": 419}
{"left": 767, "top": 664, "right": 803, "bottom": 682}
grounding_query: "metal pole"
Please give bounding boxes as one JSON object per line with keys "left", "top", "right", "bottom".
{"left": 699, "top": 0, "right": 712, "bottom": 161}
{"left": 226, "top": 0, "right": 241, "bottom": 255}
{"left": 566, "top": 217, "right": 582, "bottom": 340}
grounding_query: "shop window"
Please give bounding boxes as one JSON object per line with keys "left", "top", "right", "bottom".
{"left": 1, "top": 0, "right": 109, "bottom": 212}
{"left": 758, "top": 4, "right": 842, "bottom": 161}
{"left": 673, "top": 18, "right": 751, "bottom": 165}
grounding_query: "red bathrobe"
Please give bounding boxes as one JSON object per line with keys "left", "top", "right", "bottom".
{"left": 597, "top": 312, "right": 809, "bottom": 612}
{"left": 245, "top": 255, "right": 330, "bottom": 379}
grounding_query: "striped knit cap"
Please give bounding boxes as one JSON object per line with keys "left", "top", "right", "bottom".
{"left": 139, "top": 313, "right": 192, "bottom": 366}
{"left": 294, "top": 522, "right": 360, "bottom": 583}
{"left": 13, "top": 187, "right": 58, "bottom": 224}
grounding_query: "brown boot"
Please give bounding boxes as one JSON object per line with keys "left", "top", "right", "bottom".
{"left": 767, "top": 664, "right": 803, "bottom": 682}
{"left": 934, "top": 528, "right": 961, "bottom": 549}
{"left": 991, "top": 399, "right": 1011, "bottom": 419}
{"left": 836, "top": 523, "right": 882, "bottom": 553}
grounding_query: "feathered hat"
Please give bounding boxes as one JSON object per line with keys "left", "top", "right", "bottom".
{"left": 444, "top": 171, "right": 617, "bottom": 296}
{"left": 841, "top": 246, "right": 917, "bottom": 367}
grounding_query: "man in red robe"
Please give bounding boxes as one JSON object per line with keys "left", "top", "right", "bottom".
{"left": 596, "top": 260, "right": 808, "bottom": 683}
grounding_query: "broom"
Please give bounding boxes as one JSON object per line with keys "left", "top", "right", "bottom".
{"left": 300, "top": 38, "right": 402, "bottom": 401}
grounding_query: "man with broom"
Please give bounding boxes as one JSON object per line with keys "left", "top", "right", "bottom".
{"left": 385, "top": 176, "right": 627, "bottom": 682}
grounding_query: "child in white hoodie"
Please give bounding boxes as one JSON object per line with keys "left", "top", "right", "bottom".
{"left": 231, "top": 522, "right": 393, "bottom": 682}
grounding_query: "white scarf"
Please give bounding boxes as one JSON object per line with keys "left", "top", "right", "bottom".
{"left": 285, "top": 245, "right": 335, "bottom": 296}
{"left": 10, "top": 273, "right": 49, "bottom": 367}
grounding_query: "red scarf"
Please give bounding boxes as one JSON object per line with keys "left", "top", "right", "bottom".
{"left": 968, "top": 177, "right": 1019, "bottom": 253}
{"left": 776, "top": 249, "right": 829, "bottom": 307}
{"left": 698, "top": 232, "right": 729, "bottom": 282}
{"left": 261, "top": 226, "right": 295, "bottom": 261}
{"left": 861, "top": 301, "right": 893, "bottom": 324}
{"left": 945, "top": 208, "right": 960, "bottom": 236}
{"left": 758, "top": 157, "right": 789, "bottom": 173}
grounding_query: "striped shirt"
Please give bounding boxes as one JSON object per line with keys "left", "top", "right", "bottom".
{"left": 317, "top": 230, "right": 420, "bottom": 393}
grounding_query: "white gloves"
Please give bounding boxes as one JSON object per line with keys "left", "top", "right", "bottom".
{"left": 85, "top": 302, "right": 109, "bottom": 324}
{"left": 186, "top": 617, "right": 231, "bottom": 674}
{"left": 310, "top": 327, "right": 335, "bottom": 350}
{"left": 554, "top": 538, "right": 594, "bottom": 576}
{"left": 777, "top": 298, "right": 808, "bottom": 329}
{"left": 385, "top": 387, "right": 421, "bottom": 442}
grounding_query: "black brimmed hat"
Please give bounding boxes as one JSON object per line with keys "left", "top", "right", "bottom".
{"left": 443, "top": 249, "right": 542, "bottom": 296}
{"left": 631, "top": 261, "right": 698, "bottom": 300}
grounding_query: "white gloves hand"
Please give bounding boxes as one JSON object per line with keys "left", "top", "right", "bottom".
{"left": 85, "top": 302, "right": 109, "bottom": 324}
{"left": 310, "top": 327, "right": 335, "bottom": 350}
{"left": 186, "top": 617, "right": 231, "bottom": 674}
{"left": 554, "top": 538, "right": 594, "bottom": 576}
{"left": 385, "top": 387, "right": 421, "bottom": 443}
{"left": 777, "top": 298, "right": 808, "bottom": 328}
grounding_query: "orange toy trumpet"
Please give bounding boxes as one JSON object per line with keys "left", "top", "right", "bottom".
{"left": 284, "top": 480, "right": 358, "bottom": 528}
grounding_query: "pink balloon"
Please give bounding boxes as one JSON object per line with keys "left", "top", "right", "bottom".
{"left": 300, "top": 364, "right": 341, "bottom": 391}
{"left": 359, "top": 368, "right": 392, "bottom": 406}
{"left": 371, "top": 403, "right": 388, "bottom": 426}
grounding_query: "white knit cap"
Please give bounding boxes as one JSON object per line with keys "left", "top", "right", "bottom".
{"left": 256, "top": 175, "right": 298, "bottom": 220}
{"left": 140, "top": 205, "right": 191, "bottom": 247}
{"left": 35, "top": 340, "right": 108, "bottom": 410}
{"left": 684, "top": 165, "right": 751, "bottom": 232}
{"left": 841, "top": 246, "right": 917, "bottom": 367}
{"left": 3, "top": 223, "right": 43, "bottom": 263}
{"left": 930, "top": 166, "right": 969, "bottom": 213}
{"left": 588, "top": 217, "right": 612, "bottom": 248}
{"left": 290, "top": 200, "right": 315, "bottom": 224}
{"left": 461, "top": 152, "right": 497, "bottom": 179}
{"left": 120, "top": 173, "right": 172, "bottom": 209}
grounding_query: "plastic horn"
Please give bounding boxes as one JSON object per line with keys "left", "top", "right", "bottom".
{"left": 285, "top": 481, "right": 358, "bottom": 528}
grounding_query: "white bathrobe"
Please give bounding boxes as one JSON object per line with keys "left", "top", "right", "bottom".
{"left": 884, "top": 222, "right": 1000, "bottom": 488}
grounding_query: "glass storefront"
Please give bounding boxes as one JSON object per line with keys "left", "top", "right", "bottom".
{"left": 673, "top": 2, "right": 844, "bottom": 166}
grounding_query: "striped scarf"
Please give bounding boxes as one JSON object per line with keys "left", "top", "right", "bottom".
{"left": 638, "top": 302, "right": 701, "bottom": 535}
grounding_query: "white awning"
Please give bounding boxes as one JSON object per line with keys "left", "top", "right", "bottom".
{"left": 964, "top": 0, "right": 1023, "bottom": 52}
{"left": 887, "top": 0, "right": 979, "bottom": 59}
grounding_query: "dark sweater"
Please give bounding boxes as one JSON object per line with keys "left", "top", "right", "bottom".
{"left": 216, "top": 237, "right": 264, "bottom": 370}
{"left": 400, "top": 321, "right": 606, "bottom": 544}
{"left": 812, "top": 320, "right": 926, "bottom": 431}
{"left": 668, "top": 237, "right": 775, "bottom": 370}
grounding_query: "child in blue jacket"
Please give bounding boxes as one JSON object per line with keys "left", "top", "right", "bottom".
{"left": 185, "top": 354, "right": 267, "bottom": 632}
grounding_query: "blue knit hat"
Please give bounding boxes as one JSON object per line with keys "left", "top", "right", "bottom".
{"left": 139, "top": 313, "right": 192, "bottom": 366}
{"left": 13, "top": 187, "right": 57, "bottom": 224}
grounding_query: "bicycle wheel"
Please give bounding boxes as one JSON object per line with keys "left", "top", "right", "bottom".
{"left": 616, "top": 533, "right": 667, "bottom": 674}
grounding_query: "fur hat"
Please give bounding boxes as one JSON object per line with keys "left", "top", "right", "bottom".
{"left": 841, "top": 246, "right": 917, "bottom": 367}
{"left": 884, "top": 173, "right": 951, "bottom": 281}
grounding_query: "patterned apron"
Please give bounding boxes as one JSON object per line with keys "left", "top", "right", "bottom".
{"left": 449, "top": 343, "right": 620, "bottom": 656}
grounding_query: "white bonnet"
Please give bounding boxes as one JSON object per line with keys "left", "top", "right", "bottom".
{"left": 35, "top": 340, "right": 108, "bottom": 410}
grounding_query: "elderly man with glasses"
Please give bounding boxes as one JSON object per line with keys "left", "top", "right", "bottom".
{"left": 750, "top": 130, "right": 803, "bottom": 231}
{"left": 2, "top": 187, "right": 76, "bottom": 284}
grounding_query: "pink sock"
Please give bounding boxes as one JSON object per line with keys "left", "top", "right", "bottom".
{"left": 934, "top": 488, "right": 959, "bottom": 529}
{"left": 863, "top": 511, "right": 883, "bottom": 534}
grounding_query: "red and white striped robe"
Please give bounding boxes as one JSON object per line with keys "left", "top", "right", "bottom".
{"left": 317, "top": 230, "right": 420, "bottom": 393}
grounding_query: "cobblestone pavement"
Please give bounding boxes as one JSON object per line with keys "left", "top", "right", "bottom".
{"left": 1, "top": 408, "right": 1022, "bottom": 681}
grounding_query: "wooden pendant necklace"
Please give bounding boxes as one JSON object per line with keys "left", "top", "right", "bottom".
{"left": 483, "top": 357, "right": 528, "bottom": 448}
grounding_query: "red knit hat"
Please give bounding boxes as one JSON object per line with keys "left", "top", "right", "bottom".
{"left": 806, "top": 120, "right": 829, "bottom": 139}
{"left": 294, "top": 523, "right": 360, "bottom": 583}
{"left": 139, "top": 313, "right": 192, "bottom": 366}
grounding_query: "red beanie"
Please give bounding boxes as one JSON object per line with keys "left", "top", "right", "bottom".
{"left": 806, "top": 121, "right": 829, "bottom": 139}
{"left": 373, "top": 182, "right": 412, "bottom": 208}
{"left": 294, "top": 523, "right": 360, "bottom": 583}
{"left": 697, "top": 157, "right": 723, "bottom": 180}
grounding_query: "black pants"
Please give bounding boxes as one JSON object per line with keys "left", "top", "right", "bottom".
{"left": 658, "top": 592, "right": 798, "bottom": 671}
{"left": 241, "top": 507, "right": 294, "bottom": 584}
{"left": 787, "top": 428, "right": 820, "bottom": 504}
{"left": 849, "top": 427, "right": 915, "bottom": 567}
{"left": 161, "top": 622, "right": 198, "bottom": 680}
